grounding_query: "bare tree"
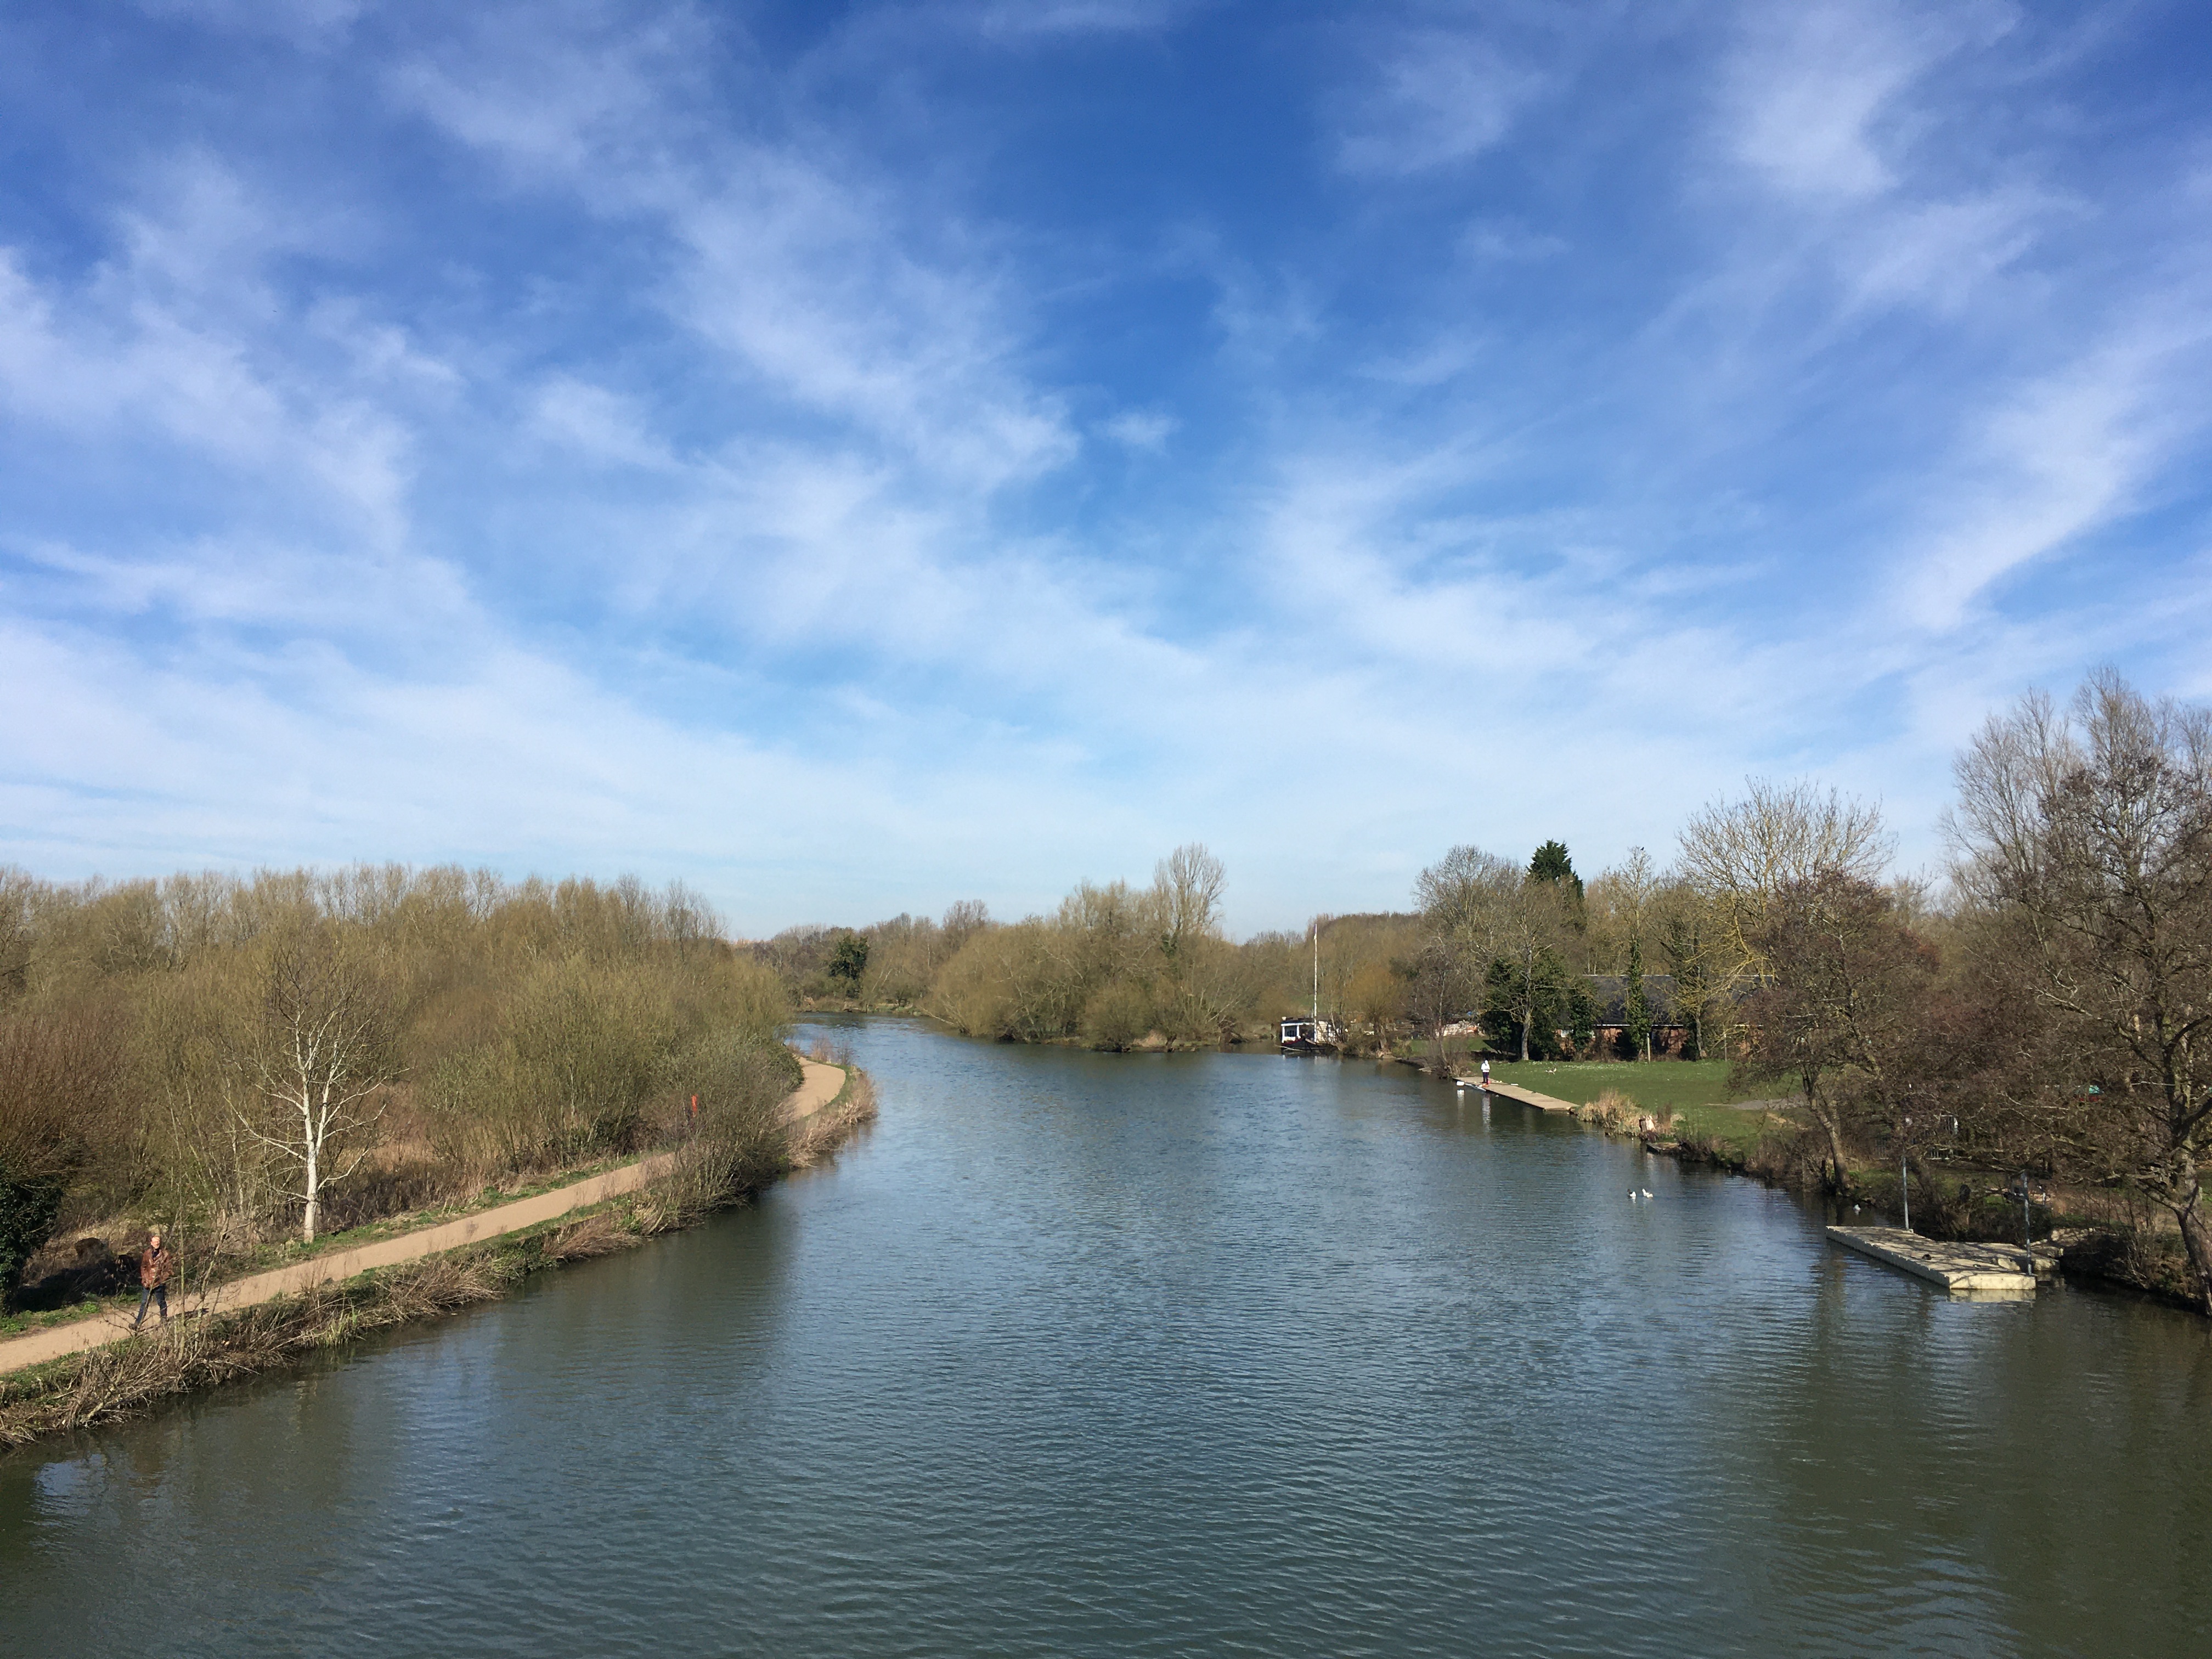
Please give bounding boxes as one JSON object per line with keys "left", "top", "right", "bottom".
{"left": 236, "top": 935, "right": 399, "bottom": 1244}
{"left": 1949, "top": 671, "right": 2212, "bottom": 1310}
{"left": 0, "top": 865, "right": 33, "bottom": 1003}
{"left": 1417, "top": 845, "right": 1517, "bottom": 939}
{"left": 1154, "top": 844, "right": 1226, "bottom": 960}
{"left": 941, "top": 899, "right": 991, "bottom": 953}
{"left": 1652, "top": 880, "right": 1724, "bottom": 1060}
{"left": 1679, "top": 778, "right": 1892, "bottom": 1003}
{"left": 1610, "top": 847, "right": 1659, "bottom": 947}
{"left": 1400, "top": 938, "right": 1474, "bottom": 1057}
{"left": 1413, "top": 845, "right": 1516, "bottom": 1052}
{"left": 1585, "top": 846, "right": 1661, "bottom": 975}
{"left": 1493, "top": 877, "right": 1576, "bottom": 1062}
{"left": 1735, "top": 872, "right": 1940, "bottom": 1195}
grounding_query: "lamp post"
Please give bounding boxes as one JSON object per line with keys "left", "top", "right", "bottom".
{"left": 1900, "top": 1115, "right": 1912, "bottom": 1233}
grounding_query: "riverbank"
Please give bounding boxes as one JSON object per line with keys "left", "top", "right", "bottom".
{"left": 0, "top": 1059, "right": 874, "bottom": 1445}
{"left": 1442, "top": 1060, "right": 2205, "bottom": 1311}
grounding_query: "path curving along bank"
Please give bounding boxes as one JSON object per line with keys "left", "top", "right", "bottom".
{"left": 0, "top": 1057, "right": 848, "bottom": 1379}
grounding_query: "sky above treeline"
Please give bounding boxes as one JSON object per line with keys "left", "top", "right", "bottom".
{"left": 3, "top": 1, "right": 2209, "bottom": 938}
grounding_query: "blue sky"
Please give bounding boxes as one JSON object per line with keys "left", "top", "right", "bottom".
{"left": 3, "top": 0, "right": 2209, "bottom": 935}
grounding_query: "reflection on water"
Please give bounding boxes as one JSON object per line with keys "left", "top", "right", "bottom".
{"left": 5, "top": 1018, "right": 2209, "bottom": 1658}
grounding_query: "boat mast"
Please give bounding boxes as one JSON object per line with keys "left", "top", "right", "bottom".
{"left": 1312, "top": 919, "right": 1319, "bottom": 1024}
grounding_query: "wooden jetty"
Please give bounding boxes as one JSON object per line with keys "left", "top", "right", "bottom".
{"left": 1826, "top": 1225, "right": 2051, "bottom": 1293}
{"left": 1472, "top": 1080, "right": 1578, "bottom": 1113}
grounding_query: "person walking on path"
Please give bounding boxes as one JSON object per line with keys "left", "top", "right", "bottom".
{"left": 133, "top": 1232, "right": 173, "bottom": 1329}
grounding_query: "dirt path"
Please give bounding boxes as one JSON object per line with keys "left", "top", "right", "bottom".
{"left": 0, "top": 1058, "right": 846, "bottom": 1379}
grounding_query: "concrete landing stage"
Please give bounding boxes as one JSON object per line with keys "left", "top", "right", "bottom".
{"left": 1826, "top": 1226, "right": 2041, "bottom": 1293}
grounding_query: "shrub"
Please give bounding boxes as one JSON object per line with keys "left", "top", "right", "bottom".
{"left": 1081, "top": 979, "right": 1154, "bottom": 1050}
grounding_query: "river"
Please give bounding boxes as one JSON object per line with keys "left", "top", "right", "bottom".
{"left": 4, "top": 1018, "right": 2210, "bottom": 1657}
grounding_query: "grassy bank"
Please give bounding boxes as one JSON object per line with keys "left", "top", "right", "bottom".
{"left": 1476, "top": 1059, "right": 1752, "bottom": 1113}
{"left": 0, "top": 1065, "right": 874, "bottom": 1448}
{"left": 1462, "top": 1059, "right": 1787, "bottom": 1162}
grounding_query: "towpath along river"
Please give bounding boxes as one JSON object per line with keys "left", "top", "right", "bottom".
{"left": 0, "top": 1058, "right": 845, "bottom": 1378}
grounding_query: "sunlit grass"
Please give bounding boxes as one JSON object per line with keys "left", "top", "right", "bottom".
{"left": 1481, "top": 1059, "right": 1754, "bottom": 1111}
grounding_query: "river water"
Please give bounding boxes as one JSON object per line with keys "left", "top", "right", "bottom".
{"left": 5, "top": 1019, "right": 2210, "bottom": 1657}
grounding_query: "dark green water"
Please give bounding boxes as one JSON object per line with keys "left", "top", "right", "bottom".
{"left": 5, "top": 1018, "right": 2210, "bottom": 1657}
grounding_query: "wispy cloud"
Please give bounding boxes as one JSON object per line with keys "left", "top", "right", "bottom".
{"left": 1722, "top": 0, "right": 2012, "bottom": 201}
{"left": 1336, "top": 31, "right": 1550, "bottom": 175}
{"left": 1899, "top": 318, "right": 2212, "bottom": 629}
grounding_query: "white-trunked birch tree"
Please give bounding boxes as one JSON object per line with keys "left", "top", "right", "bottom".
{"left": 236, "top": 933, "right": 400, "bottom": 1244}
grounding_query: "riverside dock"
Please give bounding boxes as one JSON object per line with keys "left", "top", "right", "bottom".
{"left": 1826, "top": 1225, "right": 2050, "bottom": 1293}
{"left": 1474, "top": 1080, "right": 1578, "bottom": 1113}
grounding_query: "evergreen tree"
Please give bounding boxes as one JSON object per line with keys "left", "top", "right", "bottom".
{"left": 827, "top": 930, "right": 870, "bottom": 988}
{"left": 1527, "top": 840, "right": 1584, "bottom": 904}
{"left": 1482, "top": 947, "right": 1592, "bottom": 1061}
{"left": 1623, "top": 935, "right": 1653, "bottom": 1062}
{"left": 1661, "top": 911, "right": 1711, "bottom": 1060}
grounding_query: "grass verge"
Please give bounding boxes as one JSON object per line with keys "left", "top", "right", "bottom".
{"left": 1477, "top": 1059, "right": 1762, "bottom": 1115}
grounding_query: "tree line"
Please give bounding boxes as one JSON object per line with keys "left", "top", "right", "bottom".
{"left": 1401, "top": 672, "right": 2210, "bottom": 1311}
{"left": 760, "top": 672, "right": 2210, "bottom": 1312}
{"left": 0, "top": 867, "right": 797, "bottom": 1311}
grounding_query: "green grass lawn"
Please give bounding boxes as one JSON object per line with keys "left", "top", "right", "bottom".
{"left": 1479, "top": 1060, "right": 1793, "bottom": 1157}
{"left": 1479, "top": 1059, "right": 1758, "bottom": 1111}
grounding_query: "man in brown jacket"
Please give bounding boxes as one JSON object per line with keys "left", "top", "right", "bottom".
{"left": 133, "top": 1231, "right": 173, "bottom": 1329}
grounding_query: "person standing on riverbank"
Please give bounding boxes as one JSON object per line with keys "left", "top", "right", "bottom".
{"left": 1480, "top": 1058, "right": 1491, "bottom": 1090}
{"left": 133, "top": 1233, "right": 173, "bottom": 1329}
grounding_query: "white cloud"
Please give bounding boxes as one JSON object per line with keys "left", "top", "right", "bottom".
{"left": 1838, "top": 187, "right": 2056, "bottom": 314}
{"left": 1338, "top": 32, "right": 1549, "bottom": 176}
{"left": 527, "top": 376, "right": 679, "bottom": 471}
{"left": 1899, "top": 321, "right": 2212, "bottom": 630}
{"left": 1724, "top": 0, "right": 2012, "bottom": 202}
{"left": 394, "top": 24, "right": 1077, "bottom": 492}
{"left": 1101, "top": 409, "right": 1176, "bottom": 451}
